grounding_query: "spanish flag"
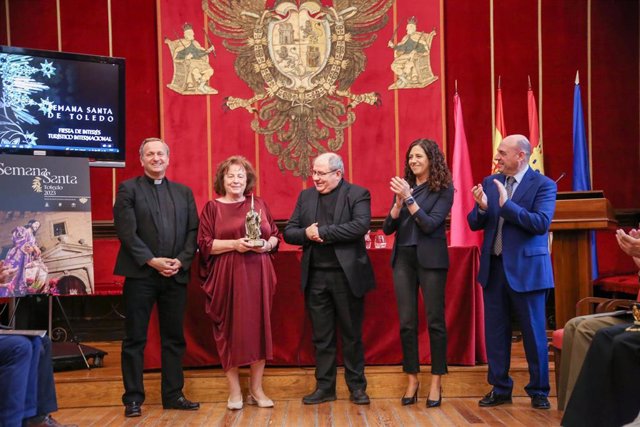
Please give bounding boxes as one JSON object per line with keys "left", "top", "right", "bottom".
{"left": 492, "top": 78, "right": 506, "bottom": 173}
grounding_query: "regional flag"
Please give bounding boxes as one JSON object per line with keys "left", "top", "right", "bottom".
{"left": 451, "top": 90, "right": 482, "bottom": 248}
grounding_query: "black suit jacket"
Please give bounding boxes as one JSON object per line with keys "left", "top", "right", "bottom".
{"left": 382, "top": 183, "right": 454, "bottom": 269}
{"left": 113, "top": 176, "right": 199, "bottom": 284}
{"left": 283, "top": 180, "right": 375, "bottom": 298}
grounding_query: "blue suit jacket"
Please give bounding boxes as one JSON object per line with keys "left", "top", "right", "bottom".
{"left": 467, "top": 168, "right": 557, "bottom": 292}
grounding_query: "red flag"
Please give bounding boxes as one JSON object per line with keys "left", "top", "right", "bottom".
{"left": 528, "top": 83, "right": 545, "bottom": 174}
{"left": 451, "top": 92, "right": 483, "bottom": 248}
{"left": 492, "top": 83, "right": 506, "bottom": 173}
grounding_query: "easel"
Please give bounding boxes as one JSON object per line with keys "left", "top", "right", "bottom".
{"left": 5, "top": 294, "right": 99, "bottom": 370}
{"left": 0, "top": 155, "right": 106, "bottom": 369}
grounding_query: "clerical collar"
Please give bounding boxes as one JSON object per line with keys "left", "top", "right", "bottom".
{"left": 144, "top": 175, "right": 165, "bottom": 185}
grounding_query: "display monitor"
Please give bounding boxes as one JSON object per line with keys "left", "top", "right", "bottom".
{"left": 0, "top": 45, "right": 126, "bottom": 167}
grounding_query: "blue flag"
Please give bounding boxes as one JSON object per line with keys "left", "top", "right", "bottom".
{"left": 572, "top": 75, "right": 599, "bottom": 279}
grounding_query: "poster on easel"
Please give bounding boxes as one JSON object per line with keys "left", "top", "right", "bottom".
{"left": 0, "top": 154, "right": 93, "bottom": 296}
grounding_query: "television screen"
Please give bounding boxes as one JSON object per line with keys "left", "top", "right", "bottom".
{"left": 0, "top": 45, "right": 125, "bottom": 167}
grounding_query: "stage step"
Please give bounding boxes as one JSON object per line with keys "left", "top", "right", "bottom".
{"left": 54, "top": 342, "right": 556, "bottom": 409}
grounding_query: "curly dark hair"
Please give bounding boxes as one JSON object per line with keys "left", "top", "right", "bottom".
{"left": 213, "top": 155, "right": 256, "bottom": 196}
{"left": 403, "top": 138, "right": 452, "bottom": 192}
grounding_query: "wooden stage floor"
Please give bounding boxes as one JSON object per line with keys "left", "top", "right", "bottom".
{"left": 52, "top": 341, "right": 563, "bottom": 426}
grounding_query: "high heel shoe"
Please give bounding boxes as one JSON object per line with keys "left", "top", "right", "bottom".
{"left": 227, "top": 397, "right": 243, "bottom": 410}
{"left": 247, "top": 392, "right": 274, "bottom": 408}
{"left": 401, "top": 383, "right": 419, "bottom": 406}
{"left": 426, "top": 387, "right": 442, "bottom": 408}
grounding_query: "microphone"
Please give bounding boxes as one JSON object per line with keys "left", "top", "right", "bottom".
{"left": 555, "top": 172, "right": 566, "bottom": 184}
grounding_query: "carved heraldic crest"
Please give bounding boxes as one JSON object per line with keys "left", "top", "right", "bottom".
{"left": 203, "top": 0, "right": 393, "bottom": 178}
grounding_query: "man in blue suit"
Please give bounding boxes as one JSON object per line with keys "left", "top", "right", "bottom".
{"left": 467, "top": 134, "right": 556, "bottom": 410}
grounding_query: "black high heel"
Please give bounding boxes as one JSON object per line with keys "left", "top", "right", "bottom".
{"left": 426, "top": 387, "right": 442, "bottom": 408}
{"left": 401, "top": 383, "right": 419, "bottom": 406}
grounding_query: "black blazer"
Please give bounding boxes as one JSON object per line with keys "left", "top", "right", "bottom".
{"left": 382, "top": 183, "right": 454, "bottom": 269}
{"left": 113, "top": 176, "right": 199, "bottom": 284}
{"left": 283, "top": 180, "right": 375, "bottom": 298}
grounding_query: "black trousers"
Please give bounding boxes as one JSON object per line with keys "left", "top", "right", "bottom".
{"left": 392, "top": 246, "right": 448, "bottom": 375}
{"left": 121, "top": 274, "right": 187, "bottom": 405}
{"left": 562, "top": 323, "right": 640, "bottom": 427}
{"left": 305, "top": 268, "right": 367, "bottom": 392}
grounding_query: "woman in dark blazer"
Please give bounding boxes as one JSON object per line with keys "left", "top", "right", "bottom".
{"left": 382, "top": 138, "right": 454, "bottom": 408}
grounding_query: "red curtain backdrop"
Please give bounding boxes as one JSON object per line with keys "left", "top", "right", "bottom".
{"left": 3, "top": 0, "right": 637, "bottom": 214}
{"left": 2, "top": 0, "right": 638, "bottom": 290}
{"left": 156, "top": 0, "right": 444, "bottom": 219}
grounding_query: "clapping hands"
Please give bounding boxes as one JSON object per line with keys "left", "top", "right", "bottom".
{"left": 470, "top": 184, "right": 488, "bottom": 210}
{"left": 470, "top": 179, "right": 509, "bottom": 210}
{"left": 616, "top": 229, "right": 640, "bottom": 258}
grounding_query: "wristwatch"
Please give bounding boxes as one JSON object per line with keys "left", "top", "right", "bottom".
{"left": 404, "top": 196, "right": 416, "bottom": 206}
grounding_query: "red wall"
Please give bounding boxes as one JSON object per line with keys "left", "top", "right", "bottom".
{"left": 445, "top": 0, "right": 639, "bottom": 210}
{"left": 2, "top": 0, "right": 638, "bottom": 216}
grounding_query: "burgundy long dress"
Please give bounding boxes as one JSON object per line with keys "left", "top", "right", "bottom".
{"left": 197, "top": 196, "right": 279, "bottom": 370}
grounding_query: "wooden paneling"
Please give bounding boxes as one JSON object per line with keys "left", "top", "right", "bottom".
{"left": 54, "top": 341, "right": 557, "bottom": 408}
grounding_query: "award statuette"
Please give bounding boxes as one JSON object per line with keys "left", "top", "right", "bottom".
{"left": 245, "top": 194, "right": 264, "bottom": 247}
{"left": 626, "top": 303, "right": 640, "bottom": 332}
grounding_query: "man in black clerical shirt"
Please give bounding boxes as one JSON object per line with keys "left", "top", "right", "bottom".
{"left": 113, "top": 138, "right": 199, "bottom": 417}
{"left": 284, "top": 153, "right": 375, "bottom": 405}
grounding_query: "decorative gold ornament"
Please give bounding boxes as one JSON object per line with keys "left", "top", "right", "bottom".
{"left": 31, "top": 177, "right": 42, "bottom": 193}
{"left": 203, "top": 0, "right": 392, "bottom": 178}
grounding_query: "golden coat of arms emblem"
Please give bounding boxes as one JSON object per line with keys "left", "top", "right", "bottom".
{"left": 203, "top": 0, "right": 393, "bottom": 178}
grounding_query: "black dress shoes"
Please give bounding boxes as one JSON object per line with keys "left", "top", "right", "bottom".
{"left": 531, "top": 394, "right": 551, "bottom": 409}
{"left": 163, "top": 396, "right": 200, "bottom": 410}
{"left": 349, "top": 389, "right": 370, "bottom": 405}
{"left": 478, "top": 390, "right": 512, "bottom": 407}
{"left": 302, "top": 388, "right": 337, "bottom": 405}
{"left": 124, "top": 402, "right": 142, "bottom": 417}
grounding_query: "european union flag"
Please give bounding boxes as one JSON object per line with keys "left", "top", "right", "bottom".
{"left": 573, "top": 72, "right": 598, "bottom": 280}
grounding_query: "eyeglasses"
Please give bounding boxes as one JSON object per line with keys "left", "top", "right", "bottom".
{"left": 311, "top": 169, "right": 338, "bottom": 177}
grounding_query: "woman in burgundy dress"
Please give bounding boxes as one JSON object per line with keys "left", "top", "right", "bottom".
{"left": 197, "top": 156, "right": 279, "bottom": 410}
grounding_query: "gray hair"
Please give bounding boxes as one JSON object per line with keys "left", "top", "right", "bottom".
{"left": 315, "top": 152, "right": 345, "bottom": 174}
{"left": 139, "top": 137, "right": 170, "bottom": 157}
